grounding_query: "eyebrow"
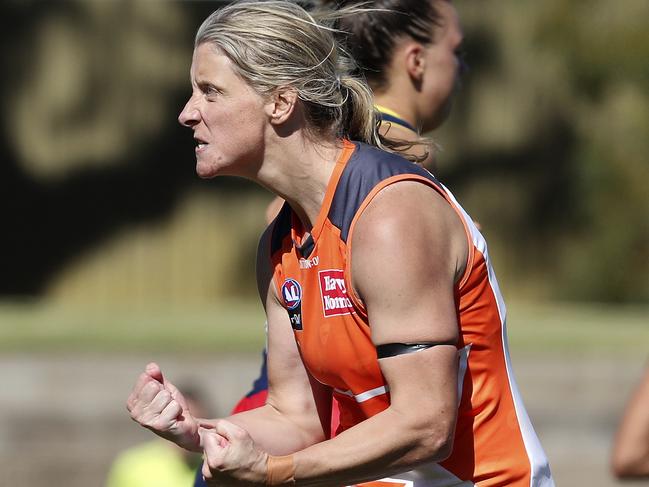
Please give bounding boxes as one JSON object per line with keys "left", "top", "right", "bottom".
{"left": 195, "top": 80, "right": 219, "bottom": 92}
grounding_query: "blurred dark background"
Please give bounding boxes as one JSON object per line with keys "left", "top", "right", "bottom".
{"left": 0, "top": 0, "right": 647, "bottom": 306}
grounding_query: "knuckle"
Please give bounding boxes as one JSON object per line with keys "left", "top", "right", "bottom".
{"left": 206, "top": 456, "right": 224, "bottom": 471}
{"left": 157, "top": 389, "right": 171, "bottom": 402}
{"left": 149, "top": 417, "right": 169, "bottom": 431}
{"left": 128, "top": 406, "right": 143, "bottom": 422}
{"left": 232, "top": 428, "right": 247, "bottom": 441}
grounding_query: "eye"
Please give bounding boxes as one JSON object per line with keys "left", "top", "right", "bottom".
{"left": 199, "top": 83, "right": 221, "bottom": 99}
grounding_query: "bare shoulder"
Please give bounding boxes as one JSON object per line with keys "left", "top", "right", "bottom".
{"left": 352, "top": 181, "right": 467, "bottom": 280}
{"left": 350, "top": 180, "right": 466, "bottom": 345}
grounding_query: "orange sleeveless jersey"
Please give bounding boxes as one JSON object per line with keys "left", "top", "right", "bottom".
{"left": 270, "top": 141, "right": 554, "bottom": 487}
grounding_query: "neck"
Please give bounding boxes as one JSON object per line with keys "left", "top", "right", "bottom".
{"left": 255, "top": 132, "right": 341, "bottom": 230}
{"left": 374, "top": 92, "right": 419, "bottom": 133}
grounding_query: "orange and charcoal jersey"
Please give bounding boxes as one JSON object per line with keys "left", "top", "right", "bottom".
{"left": 269, "top": 140, "right": 554, "bottom": 487}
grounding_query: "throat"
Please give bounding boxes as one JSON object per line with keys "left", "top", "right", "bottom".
{"left": 293, "top": 232, "right": 315, "bottom": 259}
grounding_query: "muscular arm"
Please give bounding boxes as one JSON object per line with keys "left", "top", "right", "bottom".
{"left": 202, "top": 225, "right": 329, "bottom": 456}
{"left": 200, "top": 182, "right": 468, "bottom": 486}
{"left": 126, "top": 223, "right": 328, "bottom": 462}
{"left": 284, "top": 181, "right": 468, "bottom": 485}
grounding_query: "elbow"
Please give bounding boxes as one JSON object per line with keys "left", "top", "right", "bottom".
{"left": 409, "top": 416, "right": 456, "bottom": 465}
{"left": 424, "top": 428, "right": 455, "bottom": 463}
{"left": 611, "top": 454, "right": 649, "bottom": 479}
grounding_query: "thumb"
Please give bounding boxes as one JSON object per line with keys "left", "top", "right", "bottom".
{"left": 161, "top": 376, "right": 189, "bottom": 410}
{"left": 200, "top": 426, "right": 228, "bottom": 451}
{"left": 145, "top": 362, "right": 185, "bottom": 407}
{"left": 214, "top": 419, "right": 247, "bottom": 443}
{"left": 145, "top": 362, "right": 164, "bottom": 383}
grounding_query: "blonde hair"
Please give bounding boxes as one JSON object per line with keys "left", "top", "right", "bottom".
{"left": 195, "top": 0, "right": 380, "bottom": 146}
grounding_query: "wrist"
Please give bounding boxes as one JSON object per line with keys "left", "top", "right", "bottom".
{"left": 183, "top": 427, "right": 203, "bottom": 453}
{"left": 266, "top": 453, "right": 295, "bottom": 485}
{"left": 168, "top": 419, "right": 202, "bottom": 452}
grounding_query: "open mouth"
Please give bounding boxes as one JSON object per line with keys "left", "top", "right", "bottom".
{"left": 194, "top": 136, "right": 208, "bottom": 150}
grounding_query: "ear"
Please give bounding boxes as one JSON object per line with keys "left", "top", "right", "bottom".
{"left": 404, "top": 43, "right": 426, "bottom": 82}
{"left": 266, "top": 87, "right": 299, "bottom": 126}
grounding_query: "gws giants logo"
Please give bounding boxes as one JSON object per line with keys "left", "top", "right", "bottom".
{"left": 318, "top": 269, "right": 355, "bottom": 317}
{"left": 281, "top": 278, "right": 303, "bottom": 330}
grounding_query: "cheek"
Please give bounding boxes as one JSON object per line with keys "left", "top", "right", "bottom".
{"left": 435, "top": 60, "right": 459, "bottom": 100}
{"left": 214, "top": 101, "right": 265, "bottom": 135}
{"left": 441, "top": 53, "right": 459, "bottom": 81}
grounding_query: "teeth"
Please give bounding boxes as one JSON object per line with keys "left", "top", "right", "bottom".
{"left": 197, "top": 143, "right": 206, "bottom": 149}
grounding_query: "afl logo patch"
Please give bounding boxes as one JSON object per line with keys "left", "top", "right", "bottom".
{"left": 281, "top": 278, "right": 302, "bottom": 310}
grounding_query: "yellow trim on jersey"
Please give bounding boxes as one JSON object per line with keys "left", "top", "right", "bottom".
{"left": 374, "top": 104, "right": 405, "bottom": 120}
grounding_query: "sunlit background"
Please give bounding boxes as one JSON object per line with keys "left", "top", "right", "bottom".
{"left": 0, "top": 1, "right": 647, "bottom": 486}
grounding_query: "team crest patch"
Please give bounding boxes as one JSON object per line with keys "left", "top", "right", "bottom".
{"left": 318, "top": 269, "right": 355, "bottom": 317}
{"left": 281, "top": 278, "right": 303, "bottom": 330}
{"left": 281, "top": 278, "right": 302, "bottom": 309}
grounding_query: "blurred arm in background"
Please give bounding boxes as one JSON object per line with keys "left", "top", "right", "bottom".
{"left": 611, "top": 364, "right": 649, "bottom": 479}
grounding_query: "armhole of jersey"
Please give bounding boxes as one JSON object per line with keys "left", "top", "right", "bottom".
{"left": 453, "top": 205, "right": 475, "bottom": 291}
{"left": 344, "top": 174, "right": 475, "bottom": 316}
{"left": 268, "top": 210, "right": 290, "bottom": 308}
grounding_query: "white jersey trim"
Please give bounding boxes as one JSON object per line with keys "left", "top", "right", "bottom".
{"left": 457, "top": 344, "right": 472, "bottom": 400}
{"left": 438, "top": 183, "right": 554, "bottom": 487}
{"left": 335, "top": 385, "right": 389, "bottom": 403}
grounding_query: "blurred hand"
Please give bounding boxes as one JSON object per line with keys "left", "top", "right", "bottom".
{"left": 200, "top": 420, "right": 268, "bottom": 486}
{"left": 126, "top": 362, "right": 201, "bottom": 452}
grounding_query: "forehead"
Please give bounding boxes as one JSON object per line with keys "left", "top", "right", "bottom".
{"left": 190, "top": 43, "right": 237, "bottom": 83}
{"left": 434, "top": 1, "right": 463, "bottom": 42}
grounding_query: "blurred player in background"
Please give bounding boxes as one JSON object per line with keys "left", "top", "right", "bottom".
{"left": 332, "top": 0, "right": 466, "bottom": 170}
{"left": 611, "top": 363, "right": 649, "bottom": 479}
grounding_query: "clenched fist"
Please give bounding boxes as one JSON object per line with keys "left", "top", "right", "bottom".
{"left": 200, "top": 420, "right": 269, "bottom": 486}
{"left": 126, "top": 362, "right": 201, "bottom": 452}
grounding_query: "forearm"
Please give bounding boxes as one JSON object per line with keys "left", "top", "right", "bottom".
{"left": 612, "top": 415, "right": 649, "bottom": 477}
{"left": 200, "top": 403, "right": 325, "bottom": 456}
{"left": 612, "top": 369, "right": 649, "bottom": 478}
{"left": 289, "top": 405, "right": 454, "bottom": 486}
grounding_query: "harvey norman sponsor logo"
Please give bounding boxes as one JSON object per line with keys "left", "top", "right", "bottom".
{"left": 318, "top": 269, "right": 355, "bottom": 317}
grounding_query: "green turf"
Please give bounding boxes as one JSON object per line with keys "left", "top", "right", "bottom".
{"left": 0, "top": 300, "right": 266, "bottom": 353}
{"left": 0, "top": 299, "right": 646, "bottom": 356}
{"left": 506, "top": 301, "right": 649, "bottom": 358}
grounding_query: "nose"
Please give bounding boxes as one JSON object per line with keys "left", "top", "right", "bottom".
{"left": 458, "top": 52, "right": 469, "bottom": 78}
{"left": 178, "top": 96, "right": 200, "bottom": 128}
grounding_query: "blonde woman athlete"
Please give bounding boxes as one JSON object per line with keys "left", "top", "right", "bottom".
{"left": 221, "top": 0, "right": 466, "bottom": 434}
{"left": 219, "top": 0, "right": 466, "bottom": 426}
{"left": 127, "top": 2, "right": 553, "bottom": 486}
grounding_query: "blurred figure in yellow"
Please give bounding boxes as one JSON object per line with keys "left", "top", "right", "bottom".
{"left": 611, "top": 364, "right": 649, "bottom": 479}
{"left": 106, "top": 386, "right": 209, "bottom": 487}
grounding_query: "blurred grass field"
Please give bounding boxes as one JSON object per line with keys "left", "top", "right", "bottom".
{"left": 0, "top": 299, "right": 646, "bottom": 357}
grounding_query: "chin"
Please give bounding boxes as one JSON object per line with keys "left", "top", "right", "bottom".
{"left": 195, "top": 161, "right": 220, "bottom": 179}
